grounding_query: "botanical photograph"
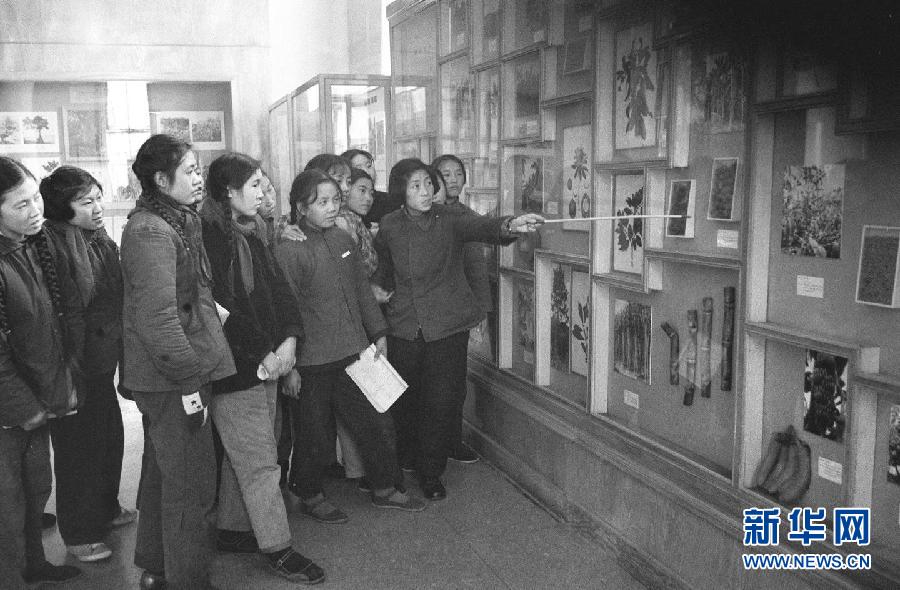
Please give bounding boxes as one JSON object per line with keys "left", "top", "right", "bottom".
{"left": 707, "top": 157, "right": 739, "bottom": 220}
{"left": 512, "top": 54, "right": 541, "bottom": 136}
{"left": 550, "top": 263, "right": 572, "bottom": 372}
{"left": 570, "top": 270, "right": 590, "bottom": 377}
{"left": 64, "top": 108, "right": 107, "bottom": 160}
{"left": 157, "top": 115, "right": 190, "bottom": 143}
{"left": 691, "top": 49, "right": 746, "bottom": 134}
{"left": 802, "top": 350, "right": 848, "bottom": 443}
{"left": 516, "top": 155, "right": 544, "bottom": 214}
{"left": 561, "top": 124, "right": 592, "bottom": 231}
{"left": 781, "top": 164, "right": 844, "bottom": 259}
{"left": 613, "top": 173, "right": 645, "bottom": 274}
{"left": 515, "top": 279, "right": 536, "bottom": 365}
{"left": 856, "top": 225, "right": 900, "bottom": 307}
{"left": 190, "top": 111, "right": 226, "bottom": 149}
{"left": 666, "top": 179, "right": 695, "bottom": 238}
{"left": 614, "top": 23, "right": 657, "bottom": 150}
{"left": 889, "top": 405, "right": 900, "bottom": 486}
{"left": 614, "top": 299, "right": 652, "bottom": 383}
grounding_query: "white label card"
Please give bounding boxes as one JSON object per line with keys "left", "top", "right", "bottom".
{"left": 544, "top": 201, "right": 559, "bottom": 215}
{"left": 624, "top": 389, "right": 640, "bottom": 410}
{"left": 817, "top": 457, "right": 842, "bottom": 484}
{"left": 717, "top": 229, "right": 739, "bottom": 249}
{"left": 796, "top": 275, "right": 825, "bottom": 299}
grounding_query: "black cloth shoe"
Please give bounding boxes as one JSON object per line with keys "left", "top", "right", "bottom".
{"left": 265, "top": 547, "right": 325, "bottom": 585}
{"left": 420, "top": 477, "right": 447, "bottom": 501}
{"left": 139, "top": 570, "right": 167, "bottom": 589}
{"left": 355, "top": 477, "right": 372, "bottom": 493}
{"left": 278, "top": 460, "right": 289, "bottom": 488}
{"left": 449, "top": 444, "right": 480, "bottom": 464}
{"left": 41, "top": 512, "right": 57, "bottom": 529}
{"left": 23, "top": 561, "right": 82, "bottom": 584}
{"left": 216, "top": 529, "right": 259, "bottom": 553}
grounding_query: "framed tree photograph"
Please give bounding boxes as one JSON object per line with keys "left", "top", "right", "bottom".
{"left": 64, "top": 108, "right": 107, "bottom": 160}
{"left": 0, "top": 112, "right": 60, "bottom": 154}
{"left": 613, "top": 299, "right": 652, "bottom": 383}
{"left": 515, "top": 278, "right": 536, "bottom": 366}
{"left": 889, "top": 405, "right": 900, "bottom": 486}
{"left": 802, "top": 350, "right": 847, "bottom": 443}
{"left": 665, "top": 179, "right": 695, "bottom": 238}
{"left": 614, "top": 23, "right": 657, "bottom": 151}
{"left": 855, "top": 225, "right": 900, "bottom": 308}
{"left": 612, "top": 172, "right": 645, "bottom": 275}
{"left": 707, "top": 157, "right": 739, "bottom": 221}
{"left": 503, "top": 52, "right": 541, "bottom": 139}
{"left": 152, "top": 111, "right": 226, "bottom": 150}
{"left": 781, "top": 164, "right": 844, "bottom": 259}
{"left": 570, "top": 270, "right": 590, "bottom": 377}
{"left": 560, "top": 124, "right": 592, "bottom": 231}
{"left": 691, "top": 49, "right": 746, "bottom": 134}
{"left": 515, "top": 155, "right": 545, "bottom": 215}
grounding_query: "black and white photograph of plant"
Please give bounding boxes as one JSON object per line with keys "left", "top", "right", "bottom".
{"left": 856, "top": 225, "right": 900, "bottom": 307}
{"left": 781, "top": 164, "right": 844, "bottom": 259}
{"left": 614, "top": 299, "right": 652, "bottom": 383}
{"left": 802, "top": 350, "right": 847, "bottom": 443}
{"left": 550, "top": 263, "right": 571, "bottom": 372}
{"left": 692, "top": 49, "right": 746, "bottom": 134}
{"left": 707, "top": 157, "right": 739, "bottom": 220}
{"left": 666, "top": 179, "right": 695, "bottom": 238}
{"left": 570, "top": 270, "right": 590, "bottom": 377}
{"left": 888, "top": 405, "right": 900, "bottom": 485}
{"left": 614, "top": 23, "right": 656, "bottom": 150}
{"left": 613, "top": 173, "right": 645, "bottom": 274}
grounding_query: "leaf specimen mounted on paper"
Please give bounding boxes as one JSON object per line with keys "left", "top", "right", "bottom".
{"left": 613, "top": 173, "right": 645, "bottom": 274}
{"left": 614, "top": 23, "right": 657, "bottom": 149}
{"left": 550, "top": 263, "right": 572, "bottom": 372}
{"left": 781, "top": 164, "right": 844, "bottom": 259}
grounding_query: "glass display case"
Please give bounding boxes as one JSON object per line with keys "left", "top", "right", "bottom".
{"left": 440, "top": 0, "right": 469, "bottom": 56}
{"left": 439, "top": 57, "right": 475, "bottom": 156}
{"left": 501, "top": 51, "right": 541, "bottom": 140}
{"left": 471, "top": 0, "right": 500, "bottom": 65}
{"left": 267, "top": 97, "right": 292, "bottom": 215}
{"left": 391, "top": 3, "right": 438, "bottom": 161}
{"left": 287, "top": 75, "right": 392, "bottom": 189}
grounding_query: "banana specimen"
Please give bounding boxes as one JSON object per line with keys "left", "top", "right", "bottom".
{"left": 751, "top": 425, "right": 812, "bottom": 504}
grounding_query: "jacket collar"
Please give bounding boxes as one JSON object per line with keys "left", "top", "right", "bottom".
{"left": 0, "top": 231, "right": 25, "bottom": 256}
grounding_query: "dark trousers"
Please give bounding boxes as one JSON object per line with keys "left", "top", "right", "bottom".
{"left": 449, "top": 332, "right": 471, "bottom": 454}
{"left": 388, "top": 331, "right": 469, "bottom": 479}
{"left": 275, "top": 385, "right": 293, "bottom": 465}
{"left": 133, "top": 391, "right": 216, "bottom": 590}
{"left": 288, "top": 367, "right": 399, "bottom": 498}
{"left": 49, "top": 371, "right": 124, "bottom": 545}
{"left": 0, "top": 425, "right": 51, "bottom": 589}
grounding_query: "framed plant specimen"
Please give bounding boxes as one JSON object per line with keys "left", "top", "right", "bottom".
{"left": 502, "top": 52, "right": 541, "bottom": 139}
{"left": 0, "top": 111, "right": 60, "bottom": 153}
{"left": 707, "top": 157, "right": 739, "bottom": 221}
{"left": 515, "top": 278, "right": 536, "bottom": 366}
{"left": 515, "top": 155, "right": 545, "bottom": 214}
{"left": 691, "top": 49, "right": 746, "bottom": 135}
{"left": 440, "top": 57, "right": 476, "bottom": 155}
{"left": 64, "top": 108, "right": 107, "bottom": 160}
{"left": 781, "top": 164, "right": 844, "bottom": 259}
{"left": 612, "top": 172, "right": 645, "bottom": 275}
{"left": 855, "top": 225, "right": 900, "bottom": 308}
{"left": 665, "top": 179, "right": 695, "bottom": 238}
{"left": 570, "top": 270, "right": 590, "bottom": 377}
{"left": 614, "top": 23, "right": 658, "bottom": 151}
{"left": 476, "top": 68, "right": 500, "bottom": 187}
{"left": 802, "top": 350, "right": 847, "bottom": 443}
{"left": 560, "top": 124, "right": 592, "bottom": 231}
{"left": 550, "top": 262, "right": 572, "bottom": 372}
{"left": 613, "top": 299, "right": 652, "bottom": 383}
{"left": 889, "top": 405, "right": 900, "bottom": 486}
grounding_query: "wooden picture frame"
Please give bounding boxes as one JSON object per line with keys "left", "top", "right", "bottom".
{"left": 855, "top": 225, "right": 900, "bottom": 308}
{"left": 63, "top": 108, "right": 108, "bottom": 161}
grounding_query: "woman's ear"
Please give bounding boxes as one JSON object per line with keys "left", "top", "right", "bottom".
{"left": 153, "top": 170, "right": 168, "bottom": 191}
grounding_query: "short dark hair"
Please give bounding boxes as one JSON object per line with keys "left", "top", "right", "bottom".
{"left": 431, "top": 154, "right": 467, "bottom": 185}
{"left": 388, "top": 158, "right": 430, "bottom": 202}
{"left": 289, "top": 169, "right": 342, "bottom": 225}
{"left": 0, "top": 156, "right": 35, "bottom": 205}
{"left": 132, "top": 134, "right": 193, "bottom": 195}
{"left": 206, "top": 153, "right": 260, "bottom": 204}
{"left": 424, "top": 165, "right": 443, "bottom": 196}
{"left": 349, "top": 168, "right": 373, "bottom": 187}
{"left": 304, "top": 153, "right": 351, "bottom": 177}
{"left": 341, "top": 149, "right": 374, "bottom": 166}
{"left": 40, "top": 166, "right": 103, "bottom": 222}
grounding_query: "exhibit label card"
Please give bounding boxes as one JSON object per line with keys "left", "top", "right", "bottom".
{"left": 796, "top": 275, "right": 825, "bottom": 299}
{"left": 817, "top": 457, "right": 842, "bottom": 485}
{"left": 717, "top": 229, "right": 739, "bottom": 249}
{"left": 624, "top": 389, "right": 640, "bottom": 410}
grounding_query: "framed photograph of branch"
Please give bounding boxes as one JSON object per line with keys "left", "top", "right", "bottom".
{"left": 855, "top": 225, "right": 900, "bottom": 308}
{"left": 707, "top": 157, "right": 739, "bottom": 221}
{"left": 612, "top": 172, "right": 645, "bottom": 275}
{"left": 64, "top": 108, "right": 107, "bottom": 160}
{"left": 665, "top": 179, "right": 695, "bottom": 238}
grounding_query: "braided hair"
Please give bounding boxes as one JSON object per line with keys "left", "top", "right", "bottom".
{"left": 206, "top": 152, "right": 261, "bottom": 254}
{"left": 0, "top": 157, "right": 63, "bottom": 338}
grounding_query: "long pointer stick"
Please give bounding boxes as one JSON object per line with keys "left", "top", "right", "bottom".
{"left": 540, "top": 214, "right": 689, "bottom": 224}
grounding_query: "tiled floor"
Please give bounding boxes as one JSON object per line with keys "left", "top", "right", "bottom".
{"left": 41, "top": 398, "right": 646, "bottom": 589}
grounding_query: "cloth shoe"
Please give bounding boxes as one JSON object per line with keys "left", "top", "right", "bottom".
{"left": 67, "top": 542, "right": 113, "bottom": 562}
{"left": 299, "top": 494, "right": 348, "bottom": 524}
{"left": 420, "top": 476, "right": 447, "bottom": 501}
{"left": 216, "top": 529, "right": 260, "bottom": 553}
{"left": 139, "top": 570, "right": 167, "bottom": 589}
{"left": 372, "top": 488, "right": 427, "bottom": 512}
{"left": 265, "top": 547, "right": 326, "bottom": 584}
{"left": 23, "top": 561, "right": 82, "bottom": 584}
{"left": 110, "top": 506, "right": 138, "bottom": 527}
{"left": 449, "top": 444, "right": 480, "bottom": 464}
{"left": 355, "top": 477, "right": 372, "bottom": 493}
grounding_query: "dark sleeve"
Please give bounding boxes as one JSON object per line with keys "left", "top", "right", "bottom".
{"left": 274, "top": 241, "right": 309, "bottom": 364}
{"left": 120, "top": 224, "right": 204, "bottom": 394}
{"left": 450, "top": 209, "right": 518, "bottom": 246}
{"left": 46, "top": 235, "right": 86, "bottom": 375}
{"left": 371, "top": 227, "right": 395, "bottom": 292}
{"left": 0, "top": 274, "right": 43, "bottom": 426}
{"left": 268, "top": 250, "right": 304, "bottom": 345}
{"left": 202, "top": 222, "right": 271, "bottom": 365}
{"left": 463, "top": 243, "right": 493, "bottom": 313}
{"left": 348, "top": 240, "right": 388, "bottom": 342}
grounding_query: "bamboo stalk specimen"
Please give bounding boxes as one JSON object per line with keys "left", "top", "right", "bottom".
{"left": 660, "top": 322, "right": 679, "bottom": 385}
{"left": 700, "top": 297, "right": 713, "bottom": 398}
{"left": 721, "top": 287, "right": 736, "bottom": 391}
{"left": 685, "top": 310, "right": 698, "bottom": 406}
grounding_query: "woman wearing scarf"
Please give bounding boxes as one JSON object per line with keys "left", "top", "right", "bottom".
{"left": 199, "top": 152, "right": 324, "bottom": 585}
{"left": 40, "top": 166, "right": 136, "bottom": 564}
{"left": 120, "top": 134, "right": 235, "bottom": 590}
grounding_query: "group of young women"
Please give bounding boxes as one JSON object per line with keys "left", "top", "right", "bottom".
{"left": 0, "top": 135, "right": 542, "bottom": 589}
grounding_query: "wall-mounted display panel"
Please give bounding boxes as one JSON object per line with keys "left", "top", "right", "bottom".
{"left": 440, "top": 57, "right": 476, "bottom": 155}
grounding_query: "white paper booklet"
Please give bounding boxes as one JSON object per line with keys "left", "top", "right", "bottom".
{"left": 344, "top": 344, "right": 408, "bottom": 413}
